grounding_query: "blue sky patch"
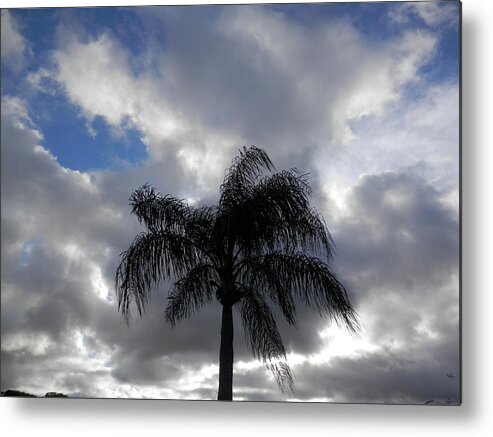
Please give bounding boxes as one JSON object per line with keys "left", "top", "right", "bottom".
{"left": 27, "top": 89, "right": 147, "bottom": 171}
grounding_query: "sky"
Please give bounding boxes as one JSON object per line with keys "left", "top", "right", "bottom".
{"left": 1, "top": 1, "right": 460, "bottom": 403}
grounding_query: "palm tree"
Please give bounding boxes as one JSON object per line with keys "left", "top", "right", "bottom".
{"left": 115, "top": 146, "right": 358, "bottom": 401}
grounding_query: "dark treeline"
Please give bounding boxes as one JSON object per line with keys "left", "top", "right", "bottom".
{"left": 1, "top": 389, "right": 68, "bottom": 398}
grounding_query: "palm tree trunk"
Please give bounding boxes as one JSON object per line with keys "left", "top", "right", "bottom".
{"left": 217, "top": 303, "right": 234, "bottom": 400}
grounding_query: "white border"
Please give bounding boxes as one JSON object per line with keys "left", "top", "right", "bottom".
{"left": 1, "top": 0, "right": 492, "bottom": 436}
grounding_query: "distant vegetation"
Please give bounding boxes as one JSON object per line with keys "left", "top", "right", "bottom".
{"left": 1, "top": 389, "right": 68, "bottom": 398}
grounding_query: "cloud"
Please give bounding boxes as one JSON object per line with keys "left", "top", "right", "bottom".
{"left": 26, "top": 68, "right": 60, "bottom": 95}
{"left": 1, "top": 96, "right": 126, "bottom": 395}
{"left": 33, "top": 5, "right": 438, "bottom": 192}
{"left": 315, "top": 81, "right": 459, "bottom": 226}
{"left": 1, "top": 10, "right": 29, "bottom": 71}
{"left": 304, "top": 171, "right": 459, "bottom": 404}
{"left": 390, "top": 2, "right": 460, "bottom": 28}
{"left": 290, "top": 347, "right": 460, "bottom": 404}
{"left": 149, "top": 6, "right": 437, "bottom": 150}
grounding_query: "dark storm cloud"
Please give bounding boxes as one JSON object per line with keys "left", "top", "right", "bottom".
{"left": 148, "top": 6, "right": 314, "bottom": 153}
{"left": 110, "top": 354, "right": 182, "bottom": 386}
{"left": 292, "top": 348, "right": 460, "bottom": 404}
{"left": 335, "top": 171, "right": 459, "bottom": 290}
{"left": 333, "top": 171, "right": 459, "bottom": 346}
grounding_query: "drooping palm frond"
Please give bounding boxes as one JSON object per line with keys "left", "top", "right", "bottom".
{"left": 115, "top": 229, "right": 202, "bottom": 322}
{"left": 117, "top": 185, "right": 220, "bottom": 323}
{"left": 239, "top": 287, "right": 294, "bottom": 392}
{"left": 237, "top": 251, "right": 359, "bottom": 333}
{"left": 265, "top": 361, "right": 294, "bottom": 394}
{"left": 130, "top": 184, "right": 192, "bottom": 234}
{"left": 165, "top": 263, "right": 218, "bottom": 327}
{"left": 237, "top": 259, "right": 298, "bottom": 327}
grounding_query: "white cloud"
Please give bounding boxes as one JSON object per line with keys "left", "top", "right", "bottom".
{"left": 55, "top": 34, "right": 154, "bottom": 128}
{"left": 26, "top": 67, "right": 60, "bottom": 95}
{"left": 316, "top": 81, "right": 459, "bottom": 222}
{"left": 390, "top": 2, "right": 459, "bottom": 28}
{"left": 1, "top": 10, "right": 29, "bottom": 71}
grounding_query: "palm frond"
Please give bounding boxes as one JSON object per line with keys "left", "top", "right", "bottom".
{"left": 236, "top": 263, "right": 298, "bottom": 327}
{"left": 186, "top": 205, "right": 217, "bottom": 255}
{"left": 265, "top": 361, "right": 294, "bottom": 394}
{"left": 130, "top": 184, "right": 192, "bottom": 234}
{"left": 239, "top": 288, "right": 294, "bottom": 392}
{"left": 165, "top": 263, "right": 217, "bottom": 327}
{"left": 229, "top": 169, "right": 334, "bottom": 260}
{"left": 115, "top": 230, "right": 202, "bottom": 322}
{"left": 130, "top": 184, "right": 218, "bottom": 266}
{"left": 237, "top": 252, "right": 359, "bottom": 333}
{"left": 219, "top": 146, "right": 275, "bottom": 210}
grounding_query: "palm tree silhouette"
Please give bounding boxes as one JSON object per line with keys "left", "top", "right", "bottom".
{"left": 116, "top": 146, "right": 358, "bottom": 401}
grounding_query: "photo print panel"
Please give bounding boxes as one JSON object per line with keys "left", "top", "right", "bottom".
{"left": 1, "top": 1, "right": 461, "bottom": 404}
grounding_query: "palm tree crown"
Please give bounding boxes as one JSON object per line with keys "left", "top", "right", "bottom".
{"left": 116, "top": 146, "right": 358, "bottom": 400}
